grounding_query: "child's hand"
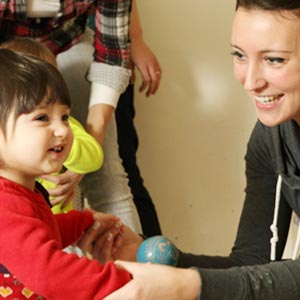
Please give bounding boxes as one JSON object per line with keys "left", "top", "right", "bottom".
{"left": 77, "top": 210, "right": 124, "bottom": 262}
{"left": 90, "top": 219, "right": 124, "bottom": 264}
{"left": 92, "top": 225, "right": 143, "bottom": 263}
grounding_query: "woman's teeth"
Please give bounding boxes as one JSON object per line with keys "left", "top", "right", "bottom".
{"left": 255, "top": 95, "right": 282, "bottom": 104}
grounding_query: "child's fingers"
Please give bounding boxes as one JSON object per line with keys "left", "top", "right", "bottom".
{"left": 95, "top": 222, "right": 122, "bottom": 250}
{"left": 94, "top": 232, "right": 115, "bottom": 263}
{"left": 92, "top": 223, "right": 123, "bottom": 263}
{"left": 92, "top": 211, "right": 120, "bottom": 228}
{"left": 77, "top": 221, "right": 108, "bottom": 254}
{"left": 113, "top": 231, "right": 124, "bottom": 250}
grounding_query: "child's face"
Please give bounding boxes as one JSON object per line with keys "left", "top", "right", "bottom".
{"left": 0, "top": 100, "right": 73, "bottom": 189}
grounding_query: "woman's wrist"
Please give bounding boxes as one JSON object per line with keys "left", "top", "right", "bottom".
{"left": 184, "top": 268, "right": 202, "bottom": 300}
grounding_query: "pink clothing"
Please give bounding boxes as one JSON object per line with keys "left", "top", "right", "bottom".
{"left": 0, "top": 177, "right": 131, "bottom": 299}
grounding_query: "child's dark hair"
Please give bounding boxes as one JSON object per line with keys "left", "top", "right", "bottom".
{"left": 236, "top": 0, "right": 300, "bottom": 10}
{"left": 0, "top": 49, "right": 71, "bottom": 132}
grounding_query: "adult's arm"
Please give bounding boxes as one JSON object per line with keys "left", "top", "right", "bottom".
{"left": 103, "top": 121, "right": 297, "bottom": 300}
{"left": 180, "top": 121, "right": 295, "bottom": 300}
{"left": 86, "top": 0, "right": 132, "bottom": 144}
{"left": 178, "top": 121, "right": 292, "bottom": 269}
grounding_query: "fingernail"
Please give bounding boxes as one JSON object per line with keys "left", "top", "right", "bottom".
{"left": 92, "top": 221, "right": 101, "bottom": 229}
{"left": 107, "top": 232, "right": 113, "bottom": 241}
{"left": 85, "top": 251, "right": 93, "bottom": 260}
{"left": 115, "top": 221, "right": 122, "bottom": 228}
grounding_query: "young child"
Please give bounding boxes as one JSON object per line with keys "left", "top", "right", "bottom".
{"left": 0, "top": 49, "right": 131, "bottom": 299}
{"left": 0, "top": 37, "right": 104, "bottom": 214}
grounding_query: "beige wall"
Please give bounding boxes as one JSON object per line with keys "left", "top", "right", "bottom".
{"left": 133, "top": 0, "right": 257, "bottom": 255}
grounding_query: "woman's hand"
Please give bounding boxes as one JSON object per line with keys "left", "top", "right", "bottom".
{"left": 104, "top": 261, "right": 201, "bottom": 300}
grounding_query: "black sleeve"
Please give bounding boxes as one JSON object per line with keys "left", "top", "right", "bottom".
{"left": 178, "top": 121, "right": 291, "bottom": 268}
{"left": 199, "top": 259, "right": 300, "bottom": 300}
{"left": 177, "top": 121, "right": 296, "bottom": 300}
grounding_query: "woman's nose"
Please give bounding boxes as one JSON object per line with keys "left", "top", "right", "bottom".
{"left": 243, "top": 63, "right": 266, "bottom": 92}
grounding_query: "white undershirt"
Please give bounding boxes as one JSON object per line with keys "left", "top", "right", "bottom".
{"left": 89, "top": 83, "right": 120, "bottom": 109}
{"left": 26, "top": 0, "right": 60, "bottom": 18}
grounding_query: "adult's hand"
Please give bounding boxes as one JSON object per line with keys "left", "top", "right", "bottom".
{"left": 40, "top": 170, "right": 84, "bottom": 208}
{"left": 130, "top": 0, "right": 162, "bottom": 97}
{"left": 104, "top": 261, "right": 201, "bottom": 300}
{"left": 111, "top": 225, "right": 143, "bottom": 261}
{"left": 131, "top": 38, "right": 162, "bottom": 97}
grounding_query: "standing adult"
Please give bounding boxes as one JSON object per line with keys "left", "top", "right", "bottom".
{"left": 115, "top": 0, "right": 162, "bottom": 236}
{"left": 86, "top": 0, "right": 163, "bottom": 236}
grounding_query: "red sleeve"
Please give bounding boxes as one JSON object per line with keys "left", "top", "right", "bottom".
{"left": 0, "top": 194, "right": 131, "bottom": 300}
{"left": 54, "top": 210, "right": 94, "bottom": 247}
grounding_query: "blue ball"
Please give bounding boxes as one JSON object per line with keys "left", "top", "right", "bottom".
{"left": 137, "top": 235, "right": 179, "bottom": 266}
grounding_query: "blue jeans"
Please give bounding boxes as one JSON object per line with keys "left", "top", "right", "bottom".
{"left": 57, "top": 29, "right": 142, "bottom": 233}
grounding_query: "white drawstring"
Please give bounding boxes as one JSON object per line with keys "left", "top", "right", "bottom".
{"left": 270, "top": 175, "right": 282, "bottom": 261}
{"left": 292, "top": 216, "right": 300, "bottom": 260}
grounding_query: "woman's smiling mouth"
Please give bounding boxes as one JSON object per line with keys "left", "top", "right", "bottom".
{"left": 255, "top": 94, "right": 284, "bottom": 104}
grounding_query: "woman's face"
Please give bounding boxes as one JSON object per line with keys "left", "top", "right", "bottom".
{"left": 231, "top": 8, "right": 300, "bottom": 126}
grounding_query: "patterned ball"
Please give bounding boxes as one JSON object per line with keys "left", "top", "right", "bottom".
{"left": 137, "top": 235, "right": 179, "bottom": 266}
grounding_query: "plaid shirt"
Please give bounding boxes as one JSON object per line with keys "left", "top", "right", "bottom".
{"left": 0, "top": 0, "right": 131, "bottom": 68}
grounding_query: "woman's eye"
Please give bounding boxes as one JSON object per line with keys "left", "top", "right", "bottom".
{"left": 265, "top": 57, "right": 285, "bottom": 64}
{"left": 230, "top": 50, "right": 245, "bottom": 61}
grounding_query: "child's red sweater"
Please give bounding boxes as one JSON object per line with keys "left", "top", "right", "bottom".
{"left": 0, "top": 177, "right": 131, "bottom": 299}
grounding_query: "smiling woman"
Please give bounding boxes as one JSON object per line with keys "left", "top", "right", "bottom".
{"left": 231, "top": 7, "right": 300, "bottom": 126}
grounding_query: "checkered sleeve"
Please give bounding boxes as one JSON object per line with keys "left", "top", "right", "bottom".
{"left": 94, "top": 0, "right": 132, "bottom": 68}
{"left": 87, "top": 0, "right": 132, "bottom": 103}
